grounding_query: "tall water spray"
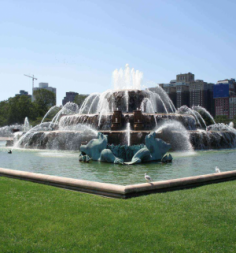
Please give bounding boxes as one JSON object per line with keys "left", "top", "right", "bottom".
{"left": 126, "top": 122, "right": 131, "bottom": 146}
{"left": 113, "top": 64, "right": 143, "bottom": 90}
{"left": 23, "top": 117, "right": 31, "bottom": 132}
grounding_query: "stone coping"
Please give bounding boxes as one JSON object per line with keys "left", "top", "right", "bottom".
{"left": 1, "top": 167, "right": 236, "bottom": 198}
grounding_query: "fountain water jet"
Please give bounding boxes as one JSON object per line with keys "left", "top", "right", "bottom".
{"left": 126, "top": 122, "right": 131, "bottom": 146}
{"left": 155, "top": 120, "right": 193, "bottom": 152}
{"left": 192, "top": 105, "right": 216, "bottom": 125}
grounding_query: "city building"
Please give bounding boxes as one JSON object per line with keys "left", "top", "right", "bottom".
{"left": 151, "top": 74, "right": 236, "bottom": 118}
{"left": 33, "top": 83, "right": 57, "bottom": 103}
{"left": 229, "top": 96, "right": 236, "bottom": 119}
{"left": 214, "top": 79, "right": 236, "bottom": 119}
{"left": 153, "top": 72, "right": 214, "bottom": 115}
{"left": 62, "top": 92, "right": 78, "bottom": 105}
{"left": 176, "top": 82, "right": 190, "bottom": 108}
{"left": 176, "top": 72, "right": 194, "bottom": 83}
{"left": 189, "top": 80, "right": 214, "bottom": 116}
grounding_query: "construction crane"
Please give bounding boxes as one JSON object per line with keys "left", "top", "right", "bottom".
{"left": 24, "top": 74, "right": 37, "bottom": 102}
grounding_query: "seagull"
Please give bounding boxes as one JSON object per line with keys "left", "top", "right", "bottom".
{"left": 145, "top": 173, "right": 152, "bottom": 182}
{"left": 215, "top": 166, "right": 220, "bottom": 173}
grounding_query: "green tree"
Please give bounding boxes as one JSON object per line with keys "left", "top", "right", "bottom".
{"left": 0, "top": 100, "right": 9, "bottom": 127}
{"left": 33, "top": 89, "right": 56, "bottom": 116}
{"left": 214, "top": 115, "right": 229, "bottom": 124}
{"left": 7, "top": 95, "right": 38, "bottom": 125}
{"left": 74, "top": 94, "right": 88, "bottom": 108}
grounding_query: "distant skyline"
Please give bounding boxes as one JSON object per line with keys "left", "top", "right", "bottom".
{"left": 1, "top": 0, "right": 236, "bottom": 105}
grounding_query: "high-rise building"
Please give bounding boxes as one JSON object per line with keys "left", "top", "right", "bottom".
{"left": 150, "top": 72, "right": 216, "bottom": 116}
{"left": 214, "top": 79, "right": 236, "bottom": 119}
{"left": 176, "top": 82, "right": 190, "bottom": 108}
{"left": 229, "top": 96, "right": 236, "bottom": 119}
{"left": 62, "top": 92, "right": 78, "bottom": 105}
{"left": 189, "top": 80, "right": 214, "bottom": 116}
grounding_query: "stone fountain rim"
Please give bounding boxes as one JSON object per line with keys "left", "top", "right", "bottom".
{"left": 1, "top": 167, "right": 236, "bottom": 199}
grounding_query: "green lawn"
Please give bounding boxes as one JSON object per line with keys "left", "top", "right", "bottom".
{"left": 1, "top": 177, "right": 236, "bottom": 253}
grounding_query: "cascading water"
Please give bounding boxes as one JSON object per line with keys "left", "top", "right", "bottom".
{"left": 41, "top": 105, "right": 60, "bottom": 124}
{"left": 79, "top": 93, "right": 99, "bottom": 114}
{"left": 192, "top": 110, "right": 207, "bottom": 128}
{"left": 50, "top": 102, "right": 79, "bottom": 127}
{"left": 150, "top": 86, "right": 176, "bottom": 113}
{"left": 141, "top": 98, "right": 155, "bottom": 114}
{"left": 192, "top": 105, "right": 216, "bottom": 125}
{"left": 126, "top": 122, "right": 131, "bottom": 146}
{"left": 191, "top": 123, "right": 236, "bottom": 149}
{"left": 97, "top": 90, "right": 113, "bottom": 127}
{"left": 125, "top": 90, "right": 129, "bottom": 112}
{"left": 140, "top": 98, "right": 157, "bottom": 126}
{"left": 155, "top": 120, "right": 193, "bottom": 152}
{"left": 15, "top": 102, "right": 84, "bottom": 150}
{"left": 177, "top": 105, "right": 206, "bottom": 128}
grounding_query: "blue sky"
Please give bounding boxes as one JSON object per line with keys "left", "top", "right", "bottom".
{"left": 1, "top": 0, "right": 236, "bottom": 105}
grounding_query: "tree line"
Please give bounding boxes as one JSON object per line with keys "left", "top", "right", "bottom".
{"left": 0, "top": 90, "right": 88, "bottom": 127}
{"left": 0, "top": 89, "right": 56, "bottom": 127}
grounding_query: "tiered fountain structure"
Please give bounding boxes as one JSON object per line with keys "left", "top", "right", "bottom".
{"left": 14, "top": 64, "right": 236, "bottom": 151}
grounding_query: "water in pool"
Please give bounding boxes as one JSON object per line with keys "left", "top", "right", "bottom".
{"left": 0, "top": 141, "right": 236, "bottom": 185}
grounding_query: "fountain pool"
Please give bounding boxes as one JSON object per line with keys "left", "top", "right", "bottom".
{"left": 1, "top": 141, "right": 235, "bottom": 185}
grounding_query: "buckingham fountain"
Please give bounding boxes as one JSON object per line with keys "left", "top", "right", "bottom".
{"left": 10, "top": 64, "right": 236, "bottom": 164}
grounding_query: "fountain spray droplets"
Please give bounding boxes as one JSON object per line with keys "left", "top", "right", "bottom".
{"left": 177, "top": 106, "right": 207, "bottom": 129}
{"left": 155, "top": 120, "right": 194, "bottom": 152}
{"left": 229, "top": 122, "right": 234, "bottom": 128}
{"left": 113, "top": 64, "right": 143, "bottom": 90}
{"left": 192, "top": 105, "right": 216, "bottom": 125}
{"left": 155, "top": 85, "right": 176, "bottom": 113}
{"left": 79, "top": 93, "right": 99, "bottom": 114}
{"left": 50, "top": 102, "right": 79, "bottom": 127}
{"left": 41, "top": 105, "right": 60, "bottom": 124}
